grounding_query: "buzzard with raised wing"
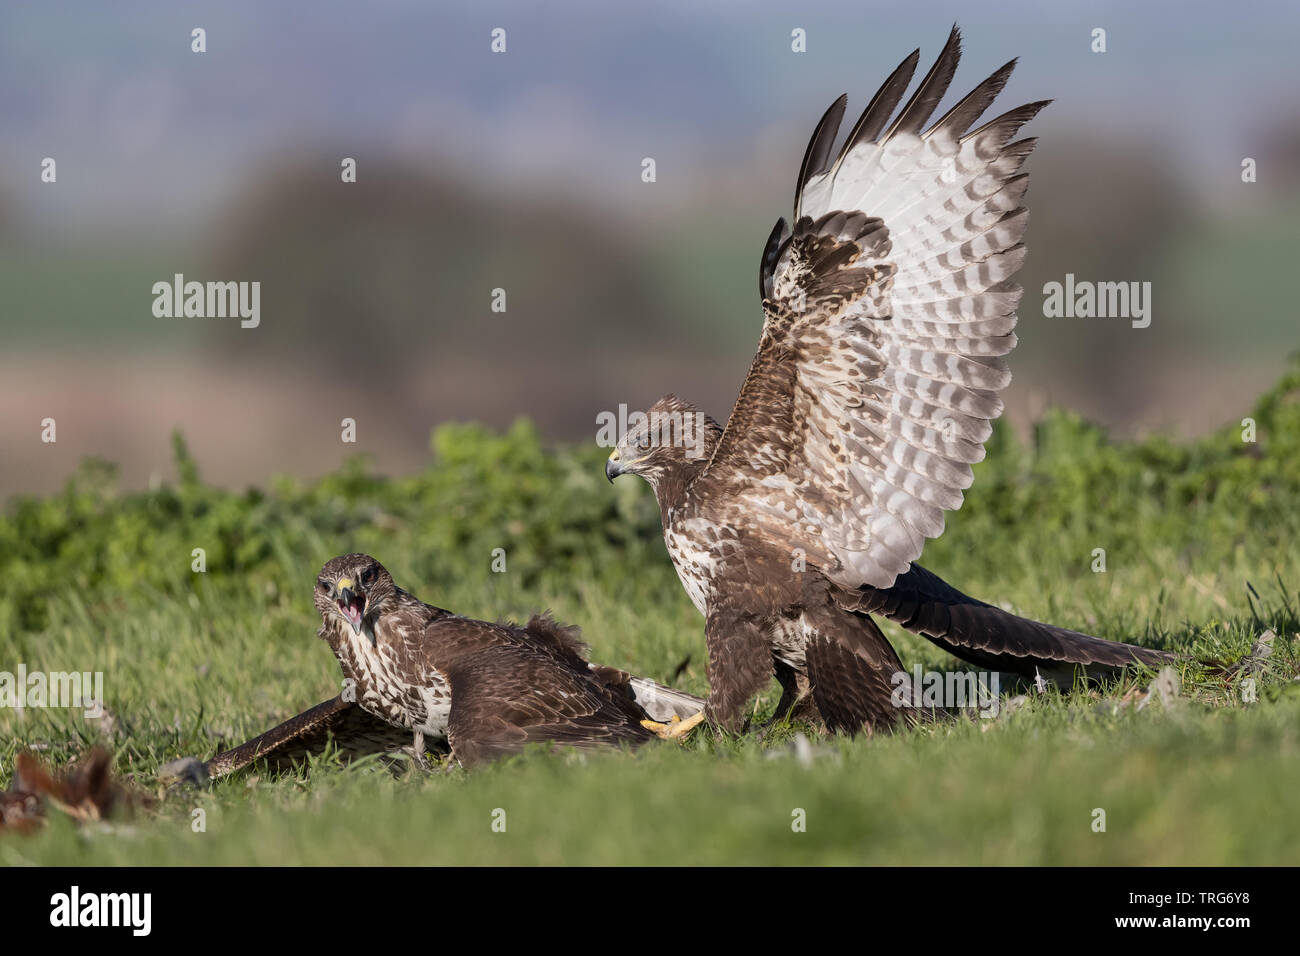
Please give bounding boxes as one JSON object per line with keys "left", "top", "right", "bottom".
{"left": 180, "top": 553, "right": 702, "bottom": 777}
{"left": 605, "top": 27, "right": 1172, "bottom": 737}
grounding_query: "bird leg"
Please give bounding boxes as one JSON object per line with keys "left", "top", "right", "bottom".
{"left": 701, "top": 607, "right": 773, "bottom": 732}
{"left": 408, "top": 731, "right": 431, "bottom": 772}
{"left": 763, "top": 660, "right": 813, "bottom": 729}
{"left": 640, "top": 710, "right": 706, "bottom": 740}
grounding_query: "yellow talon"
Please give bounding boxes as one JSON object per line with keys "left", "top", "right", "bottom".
{"left": 640, "top": 715, "right": 679, "bottom": 735}
{"left": 641, "top": 710, "right": 706, "bottom": 740}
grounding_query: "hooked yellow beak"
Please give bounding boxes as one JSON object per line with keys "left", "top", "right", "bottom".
{"left": 334, "top": 578, "right": 365, "bottom": 635}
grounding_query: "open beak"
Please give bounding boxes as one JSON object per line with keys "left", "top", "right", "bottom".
{"left": 336, "top": 582, "right": 366, "bottom": 635}
{"left": 605, "top": 453, "right": 622, "bottom": 483}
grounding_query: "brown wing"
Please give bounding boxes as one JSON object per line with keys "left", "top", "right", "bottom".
{"left": 804, "top": 610, "right": 917, "bottom": 734}
{"left": 693, "top": 27, "right": 1046, "bottom": 589}
{"left": 445, "top": 645, "right": 654, "bottom": 767}
{"left": 417, "top": 612, "right": 587, "bottom": 669}
{"left": 838, "top": 563, "right": 1175, "bottom": 681}
{"left": 202, "top": 696, "right": 413, "bottom": 779}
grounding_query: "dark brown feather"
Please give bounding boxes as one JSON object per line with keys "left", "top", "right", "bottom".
{"left": 834, "top": 563, "right": 1175, "bottom": 681}
{"left": 794, "top": 94, "right": 847, "bottom": 219}
{"left": 881, "top": 24, "right": 963, "bottom": 139}
{"left": 805, "top": 612, "right": 910, "bottom": 734}
{"left": 927, "top": 57, "right": 1018, "bottom": 139}
{"left": 830, "top": 48, "right": 921, "bottom": 178}
{"left": 201, "top": 696, "right": 414, "bottom": 780}
{"left": 445, "top": 644, "right": 654, "bottom": 767}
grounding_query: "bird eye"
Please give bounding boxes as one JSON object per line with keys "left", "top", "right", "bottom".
{"left": 317, "top": 578, "right": 330, "bottom": 592}
{"left": 361, "top": 567, "right": 376, "bottom": 585}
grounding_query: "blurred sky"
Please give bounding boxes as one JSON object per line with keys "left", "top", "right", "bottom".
{"left": 4, "top": 0, "right": 1299, "bottom": 227}
{"left": 1, "top": 0, "right": 1298, "bottom": 495}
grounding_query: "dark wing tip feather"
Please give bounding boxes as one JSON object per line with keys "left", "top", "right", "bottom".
{"left": 794, "top": 94, "right": 847, "bottom": 218}
{"left": 831, "top": 48, "right": 922, "bottom": 178}
{"left": 883, "top": 24, "right": 963, "bottom": 140}
{"left": 928, "top": 57, "right": 1018, "bottom": 139}
{"left": 759, "top": 216, "right": 788, "bottom": 300}
{"left": 963, "top": 99, "right": 1052, "bottom": 147}
{"left": 1001, "top": 136, "right": 1039, "bottom": 159}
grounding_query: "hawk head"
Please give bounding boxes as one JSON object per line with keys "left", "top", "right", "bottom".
{"left": 605, "top": 395, "right": 722, "bottom": 490}
{"left": 314, "top": 553, "right": 398, "bottom": 638}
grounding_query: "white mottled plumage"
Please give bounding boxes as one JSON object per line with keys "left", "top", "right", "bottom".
{"left": 704, "top": 24, "right": 1047, "bottom": 590}
{"left": 663, "top": 517, "right": 723, "bottom": 616}
{"left": 336, "top": 617, "right": 453, "bottom": 740}
{"left": 606, "top": 31, "right": 1174, "bottom": 736}
{"left": 769, "top": 616, "right": 815, "bottom": 671}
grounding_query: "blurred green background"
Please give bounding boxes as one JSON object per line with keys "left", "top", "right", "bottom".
{"left": 1, "top": 0, "right": 1298, "bottom": 500}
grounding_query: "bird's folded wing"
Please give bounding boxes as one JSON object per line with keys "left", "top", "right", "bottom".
{"left": 445, "top": 645, "right": 653, "bottom": 766}
{"left": 804, "top": 612, "right": 915, "bottom": 734}
{"left": 698, "top": 26, "right": 1047, "bottom": 590}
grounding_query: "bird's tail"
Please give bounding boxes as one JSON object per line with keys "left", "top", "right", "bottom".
{"left": 837, "top": 563, "right": 1175, "bottom": 685}
{"left": 589, "top": 664, "right": 704, "bottom": 722}
{"left": 627, "top": 676, "right": 705, "bottom": 722}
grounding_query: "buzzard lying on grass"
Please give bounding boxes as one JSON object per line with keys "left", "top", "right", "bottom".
{"left": 604, "top": 27, "right": 1172, "bottom": 738}
{"left": 179, "top": 554, "right": 701, "bottom": 778}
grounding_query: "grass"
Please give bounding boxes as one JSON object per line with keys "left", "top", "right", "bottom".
{"left": 2, "top": 360, "right": 1300, "bottom": 865}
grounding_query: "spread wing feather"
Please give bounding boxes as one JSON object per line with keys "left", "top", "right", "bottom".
{"left": 834, "top": 563, "right": 1176, "bottom": 679}
{"left": 698, "top": 26, "right": 1046, "bottom": 589}
{"left": 201, "top": 696, "right": 415, "bottom": 780}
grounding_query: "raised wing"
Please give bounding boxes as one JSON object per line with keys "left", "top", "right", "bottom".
{"left": 699, "top": 26, "right": 1047, "bottom": 588}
